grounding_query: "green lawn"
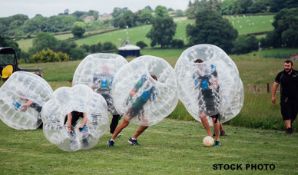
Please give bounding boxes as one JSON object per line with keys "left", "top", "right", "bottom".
{"left": 1, "top": 118, "right": 297, "bottom": 175}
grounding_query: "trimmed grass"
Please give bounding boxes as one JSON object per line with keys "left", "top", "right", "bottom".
{"left": 0, "top": 119, "right": 298, "bottom": 175}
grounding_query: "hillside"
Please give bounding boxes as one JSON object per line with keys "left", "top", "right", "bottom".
{"left": 17, "top": 15, "right": 274, "bottom": 51}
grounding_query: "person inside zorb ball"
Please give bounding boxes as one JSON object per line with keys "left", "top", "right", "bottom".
{"left": 41, "top": 84, "right": 109, "bottom": 152}
{"left": 175, "top": 44, "right": 244, "bottom": 147}
{"left": 0, "top": 71, "right": 53, "bottom": 130}
{"left": 72, "top": 53, "right": 128, "bottom": 135}
{"left": 107, "top": 55, "right": 178, "bottom": 147}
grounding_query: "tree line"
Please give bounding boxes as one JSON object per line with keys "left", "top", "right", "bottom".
{"left": 0, "top": 1, "right": 298, "bottom": 63}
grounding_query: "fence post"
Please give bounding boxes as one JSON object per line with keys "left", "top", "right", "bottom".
{"left": 267, "top": 83, "right": 270, "bottom": 93}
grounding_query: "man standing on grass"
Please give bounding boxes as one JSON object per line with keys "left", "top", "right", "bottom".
{"left": 272, "top": 60, "right": 298, "bottom": 134}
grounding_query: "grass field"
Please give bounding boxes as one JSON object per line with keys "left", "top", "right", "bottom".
{"left": 1, "top": 118, "right": 298, "bottom": 175}
{"left": 226, "top": 15, "right": 274, "bottom": 35}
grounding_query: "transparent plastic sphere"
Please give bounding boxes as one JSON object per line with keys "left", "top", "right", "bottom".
{"left": 72, "top": 53, "right": 128, "bottom": 115}
{"left": 41, "top": 84, "right": 109, "bottom": 152}
{"left": 175, "top": 44, "right": 244, "bottom": 123}
{"left": 112, "top": 55, "right": 178, "bottom": 126}
{"left": 0, "top": 71, "right": 53, "bottom": 130}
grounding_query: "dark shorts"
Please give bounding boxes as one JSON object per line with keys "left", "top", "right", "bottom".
{"left": 280, "top": 98, "right": 298, "bottom": 121}
{"left": 127, "top": 97, "right": 146, "bottom": 119}
{"left": 64, "top": 111, "right": 84, "bottom": 127}
{"left": 31, "top": 103, "right": 42, "bottom": 112}
{"left": 200, "top": 90, "right": 219, "bottom": 115}
{"left": 210, "top": 113, "right": 220, "bottom": 123}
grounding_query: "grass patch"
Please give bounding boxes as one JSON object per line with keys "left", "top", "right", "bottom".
{"left": 0, "top": 119, "right": 298, "bottom": 174}
{"left": 256, "top": 48, "right": 298, "bottom": 58}
{"left": 226, "top": 15, "right": 274, "bottom": 35}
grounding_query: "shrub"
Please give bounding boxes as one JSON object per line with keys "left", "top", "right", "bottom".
{"left": 136, "top": 41, "right": 148, "bottom": 49}
{"left": 232, "top": 35, "right": 259, "bottom": 54}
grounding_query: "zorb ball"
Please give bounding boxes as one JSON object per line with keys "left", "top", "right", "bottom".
{"left": 72, "top": 53, "right": 128, "bottom": 115}
{"left": 41, "top": 84, "right": 109, "bottom": 152}
{"left": 203, "top": 136, "right": 214, "bottom": 147}
{"left": 0, "top": 71, "right": 53, "bottom": 130}
{"left": 112, "top": 55, "right": 178, "bottom": 126}
{"left": 175, "top": 44, "right": 244, "bottom": 123}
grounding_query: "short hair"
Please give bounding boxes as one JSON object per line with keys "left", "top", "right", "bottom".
{"left": 284, "top": 60, "right": 293, "bottom": 66}
{"left": 194, "top": 59, "right": 203, "bottom": 63}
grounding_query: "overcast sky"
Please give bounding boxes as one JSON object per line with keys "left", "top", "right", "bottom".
{"left": 0, "top": 0, "right": 190, "bottom": 18}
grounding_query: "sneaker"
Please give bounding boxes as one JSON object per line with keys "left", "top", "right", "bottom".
{"left": 128, "top": 137, "right": 139, "bottom": 145}
{"left": 286, "top": 128, "right": 293, "bottom": 134}
{"left": 213, "top": 140, "right": 221, "bottom": 147}
{"left": 82, "top": 138, "right": 89, "bottom": 147}
{"left": 107, "top": 139, "right": 114, "bottom": 147}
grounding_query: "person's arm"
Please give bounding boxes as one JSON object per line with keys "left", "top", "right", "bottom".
{"left": 271, "top": 82, "right": 279, "bottom": 104}
{"left": 21, "top": 99, "right": 33, "bottom": 111}
{"left": 193, "top": 72, "right": 200, "bottom": 89}
{"left": 80, "top": 113, "right": 88, "bottom": 128}
{"left": 67, "top": 113, "right": 73, "bottom": 131}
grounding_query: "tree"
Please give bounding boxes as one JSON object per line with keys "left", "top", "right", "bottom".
{"left": 111, "top": 8, "right": 136, "bottom": 28}
{"left": 71, "top": 22, "right": 86, "bottom": 38}
{"left": 31, "top": 32, "right": 58, "bottom": 53}
{"left": 221, "top": 0, "right": 240, "bottom": 15}
{"left": 186, "top": 0, "right": 221, "bottom": 18}
{"left": 154, "top": 5, "right": 169, "bottom": 17}
{"left": 267, "top": 8, "right": 298, "bottom": 47}
{"left": 186, "top": 10, "right": 238, "bottom": 53}
{"left": 135, "top": 7, "right": 153, "bottom": 25}
{"left": 270, "top": 0, "right": 298, "bottom": 12}
{"left": 22, "top": 14, "right": 48, "bottom": 33}
{"left": 146, "top": 16, "right": 176, "bottom": 48}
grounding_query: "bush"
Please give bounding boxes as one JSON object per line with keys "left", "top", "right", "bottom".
{"left": 102, "top": 42, "right": 117, "bottom": 51}
{"left": 136, "top": 41, "right": 148, "bottom": 49}
{"left": 89, "top": 43, "right": 102, "bottom": 53}
{"left": 69, "top": 48, "right": 86, "bottom": 60}
{"left": 30, "top": 49, "right": 70, "bottom": 63}
{"left": 232, "top": 35, "right": 259, "bottom": 54}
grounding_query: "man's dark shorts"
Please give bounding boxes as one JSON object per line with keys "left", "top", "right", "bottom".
{"left": 280, "top": 98, "right": 298, "bottom": 121}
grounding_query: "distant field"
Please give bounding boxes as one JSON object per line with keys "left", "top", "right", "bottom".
{"left": 18, "top": 15, "right": 274, "bottom": 51}
{"left": 226, "top": 15, "right": 274, "bottom": 35}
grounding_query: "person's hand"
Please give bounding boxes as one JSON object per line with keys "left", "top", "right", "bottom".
{"left": 129, "top": 90, "right": 136, "bottom": 96}
{"left": 21, "top": 104, "right": 30, "bottom": 111}
{"left": 271, "top": 96, "right": 276, "bottom": 104}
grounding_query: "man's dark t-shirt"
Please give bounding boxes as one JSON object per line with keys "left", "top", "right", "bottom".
{"left": 275, "top": 69, "right": 298, "bottom": 100}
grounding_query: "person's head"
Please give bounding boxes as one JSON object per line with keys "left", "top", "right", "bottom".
{"left": 194, "top": 59, "right": 203, "bottom": 64}
{"left": 284, "top": 60, "right": 293, "bottom": 73}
